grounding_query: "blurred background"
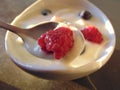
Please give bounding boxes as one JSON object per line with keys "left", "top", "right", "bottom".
{"left": 0, "top": 0, "right": 119, "bottom": 90}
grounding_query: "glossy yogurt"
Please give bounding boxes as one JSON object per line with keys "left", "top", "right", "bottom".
{"left": 16, "top": 8, "right": 109, "bottom": 68}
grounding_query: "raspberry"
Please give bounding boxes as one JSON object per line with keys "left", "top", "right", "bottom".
{"left": 38, "top": 27, "right": 74, "bottom": 59}
{"left": 81, "top": 26, "right": 103, "bottom": 44}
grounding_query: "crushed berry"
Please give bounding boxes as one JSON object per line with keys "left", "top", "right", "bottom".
{"left": 79, "top": 10, "right": 92, "bottom": 20}
{"left": 38, "top": 27, "right": 74, "bottom": 59}
{"left": 81, "top": 26, "right": 103, "bottom": 44}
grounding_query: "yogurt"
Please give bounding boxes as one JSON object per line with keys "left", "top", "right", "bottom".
{"left": 16, "top": 8, "right": 108, "bottom": 68}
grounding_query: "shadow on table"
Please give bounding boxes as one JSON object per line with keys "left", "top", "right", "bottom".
{"left": 73, "top": 76, "right": 97, "bottom": 90}
{"left": 0, "top": 81, "right": 19, "bottom": 90}
{"left": 74, "top": 49, "right": 120, "bottom": 90}
{"left": 89, "top": 49, "right": 120, "bottom": 90}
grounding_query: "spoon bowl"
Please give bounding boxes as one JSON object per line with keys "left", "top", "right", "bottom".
{"left": 0, "top": 21, "right": 57, "bottom": 56}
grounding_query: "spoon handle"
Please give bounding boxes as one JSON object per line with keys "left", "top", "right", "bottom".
{"left": 0, "top": 20, "right": 24, "bottom": 34}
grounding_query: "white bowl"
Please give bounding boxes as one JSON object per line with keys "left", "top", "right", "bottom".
{"left": 5, "top": 0, "right": 116, "bottom": 80}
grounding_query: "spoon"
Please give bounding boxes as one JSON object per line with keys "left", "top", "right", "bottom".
{"left": 0, "top": 20, "right": 58, "bottom": 39}
{"left": 0, "top": 20, "right": 58, "bottom": 55}
{"left": 0, "top": 20, "right": 85, "bottom": 57}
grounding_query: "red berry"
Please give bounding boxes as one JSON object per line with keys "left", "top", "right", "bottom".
{"left": 81, "top": 26, "right": 103, "bottom": 44}
{"left": 38, "top": 33, "right": 47, "bottom": 51}
{"left": 38, "top": 27, "right": 74, "bottom": 59}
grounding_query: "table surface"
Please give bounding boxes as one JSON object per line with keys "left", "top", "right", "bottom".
{"left": 0, "top": 0, "right": 119, "bottom": 90}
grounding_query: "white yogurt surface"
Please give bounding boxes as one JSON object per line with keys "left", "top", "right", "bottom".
{"left": 15, "top": 7, "right": 109, "bottom": 69}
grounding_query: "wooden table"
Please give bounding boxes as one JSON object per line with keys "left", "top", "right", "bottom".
{"left": 0, "top": 0, "right": 119, "bottom": 90}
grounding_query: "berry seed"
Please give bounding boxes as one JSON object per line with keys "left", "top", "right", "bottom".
{"left": 79, "top": 10, "right": 92, "bottom": 20}
{"left": 41, "top": 9, "right": 51, "bottom": 16}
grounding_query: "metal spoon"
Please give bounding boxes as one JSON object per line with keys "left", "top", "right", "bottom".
{"left": 0, "top": 20, "right": 58, "bottom": 56}
{"left": 0, "top": 20, "right": 58, "bottom": 39}
{"left": 0, "top": 20, "right": 85, "bottom": 57}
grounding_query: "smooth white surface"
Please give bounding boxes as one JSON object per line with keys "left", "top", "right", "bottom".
{"left": 5, "top": 0, "right": 116, "bottom": 80}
